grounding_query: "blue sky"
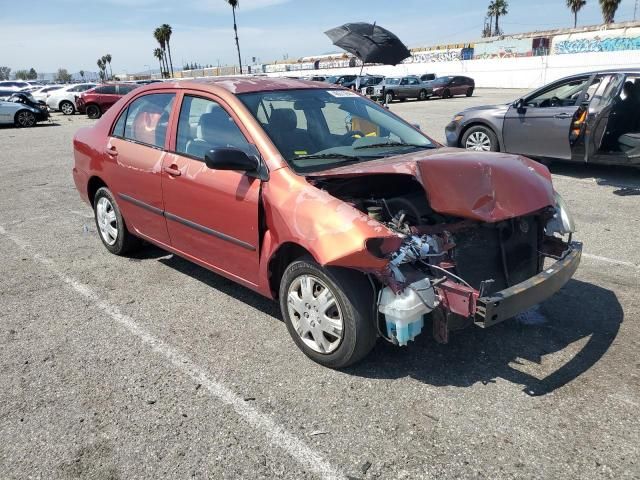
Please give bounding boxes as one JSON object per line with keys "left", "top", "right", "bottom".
{"left": 1, "top": 0, "right": 638, "bottom": 74}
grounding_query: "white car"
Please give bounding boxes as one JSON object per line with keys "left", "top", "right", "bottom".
{"left": 0, "top": 80, "right": 35, "bottom": 91}
{"left": 46, "top": 83, "right": 97, "bottom": 115}
{"left": 32, "top": 84, "right": 64, "bottom": 102}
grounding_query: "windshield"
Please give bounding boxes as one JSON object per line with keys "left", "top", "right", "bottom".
{"left": 433, "top": 76, "right": 453, "bottom": 85}
{"left": 239, "top": 88, "right": 436, "bottom": 174}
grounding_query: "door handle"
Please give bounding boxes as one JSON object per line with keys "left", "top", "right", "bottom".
{"left": 554, "top": 113, "right": 572, "bottom": 119}
{"left": 163, "top": 165, "right": 181, "bottom": 177}
{"left": 106, "top": 145, "right": 118, "bottom": 157}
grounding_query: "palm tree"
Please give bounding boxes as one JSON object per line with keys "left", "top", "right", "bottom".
{"left": 599, "top": 0, "right": 622, "bottom": 23}
{"left": 154, "top": 27, "right": 169, "bottom": 78}
{"left": 567, "top": 0, "right": 587, "bottom": 27}
{"left": 105, "top": 54, "right": 113, "bottom": 80}
{"left": 79, "top": 70, "right": 85, "bottom": 81}
{"left": 225, "top": 0, "right": 243, "bottom": 74}
{"left": 153, "top": 48, "right": 165, "bottom": 78}
{"left": 97, "top": 59, "right": 105, "bottom": 82}
{"left": 160, "top": 24, "right": 174, "bottom": 78}
{"left": 488, "top": 0, "right": 509, "bottom": 36}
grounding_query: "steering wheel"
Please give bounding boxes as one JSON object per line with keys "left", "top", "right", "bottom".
{"left": 341, "top": 130, "right": 365, "bottom": 144}
{"left": 549, "top": 96, "right": 561, "bottom": 107}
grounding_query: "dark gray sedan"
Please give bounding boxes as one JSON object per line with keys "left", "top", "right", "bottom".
{"left": 446, "top": 69, "right": 640, "bottom": 166}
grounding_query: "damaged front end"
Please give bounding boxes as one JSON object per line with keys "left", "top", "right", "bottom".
{"left": 311, "top": 173, "right": 581, "bottom": 347}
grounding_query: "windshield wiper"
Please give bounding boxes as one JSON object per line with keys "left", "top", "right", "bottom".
{"left": 354, "top": 141, "right": 432, "bottom": 150}
{"left": 295, "top": 153, "right": 361, "bottom": 161}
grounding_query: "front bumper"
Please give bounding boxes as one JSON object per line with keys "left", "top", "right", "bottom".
{"left": 475, "top": 241, "right": 582, "bottom": 328}
{"left": 445, "top": 121, "right": 462, "bottom": 147}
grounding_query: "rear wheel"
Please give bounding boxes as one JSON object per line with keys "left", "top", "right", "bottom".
{"left": 60, "top": 100, "right": 75, "bottom": 115}
{"left": 93, "top": 187, "right": 141, "bottom": 255}
{"left": 279, "top": 258, "right": 377, "bottom": 368}
{"left": 14, "top": 110, "right": 36, "bottom": 128}
{"left": 466, "top": 88, "right": 474, "bottom": 97}
{"left": 86, "top": 104, "right": 102, "bottom": 119}
{"left": 461, "top": 125, "right": 499, "bottom": 152}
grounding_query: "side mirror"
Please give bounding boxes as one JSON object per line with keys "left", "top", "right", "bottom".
{"left": 205, "top": 147, "right": 259, "bottom": 173}
{"left": 412, "top": 123, "right": 422, "bottom": 130}
{"left": 514, "top": 98, "right": 526, "bottom": 113}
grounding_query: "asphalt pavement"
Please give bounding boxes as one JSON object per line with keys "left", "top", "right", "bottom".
{"left": 0, "top": 89, "right": 638, "bottom": 479}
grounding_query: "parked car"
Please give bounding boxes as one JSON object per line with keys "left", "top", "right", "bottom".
{"left": 32, "top": 85, "right": 64, "bottom": 102}
{"left": 0, "top": 89, "right": 16, "bottom": 101}
{"left": 419, "top": 73, "right": 436, "bottom": 82}
{"left": 0, "top": 92, "right": 49, "bottom": 127}
{"left": 0, "top": 80, "right": 33, "bottom": 91}
{"left": 446, "top": 69, "right": 640, "bottom": 166}
{"left": 340, "top": 75, "right": 384, "bottom": 91}
{"left": 369, "top": 76, "right": 432, "bottom": 103}
{"left": 46, "top": 83, "right": 97, "bottom": 114}
{"left": 325, "top": 75, "right": 358, "bottom": 87}
{"left": 77, "top": 83, "right": 140, "bottom": 119}
{"left": 428, "top": 76, "right": 475, "bottom": 98}
{"left": 73, "top": 78, "right": 581, "bottom": 368}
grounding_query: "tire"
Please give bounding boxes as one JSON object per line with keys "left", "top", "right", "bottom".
{"left": 86, "top": 104, "right": 102, "bottom": 119}
{"left": 466, "top": 88, "right": 474, "bottom": 97}
{"left": 461, "top": 125, "right": 499, "bottom": 152}
{"left": 14, "top": 110, "right": 37, "bottom": 128}
{"left": 443, "top": 89, "right": 452, "bottom": 99}
{"left": 418, "top": 89, "right": 428, "bottom": 101}
{"left": 399, "top": 98, "right": 407, "bottom": 102}
{"left": 385, "top": 92, "right": 394, "bottom": 104}
{"left": 93, "top": 187, "right": 141, "bottom": 255}
{"left": 60, "top": 100, "right": 75, "bottom": 115}
{"left": 279, "top": 257, "right": 377, "bottom": 368}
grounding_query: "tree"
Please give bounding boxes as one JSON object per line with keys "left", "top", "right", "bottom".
{"left": 599, "top": 0, "right": 622, "bottom": 23}
{"left": 27, "top": 68, "right": 38, "bottom": 80}
{"left": 225, "top": 0, "right": 243, "bottom": 74}
{"left": 105, "top": 54, "right": 113, "bottom": 80}
{"left": 153, "top": 48, "right": 165, "bottom": 77}
{"left": 79, "top": 70, "right": 85, "bottom": 81}
{"left": 567, "top": 0, "right": 587, "bottom": 27}
{"left": 160, "top": 24, "right": 174, "bottom": 78}
{"left": 97, "top": 59, "right": 106, "bottom": 82}
{"left": 55, "top": 68, "right": 72, "bottom": 83}
{"left": 154, "top": 27, "right": 169, "bottom": 78}
{"left": 482, "top": 16, "right": 493, "bottom": 37}
{"left": 488, "top": 0, "right": 509, "bottom": 36}
{"left": 0, "top": 66, "right": 10, "bottom": 81}
{"left": 15, "top": 69, "right": 29, "bottom": 80}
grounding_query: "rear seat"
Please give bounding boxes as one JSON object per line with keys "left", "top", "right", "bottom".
{"left": 619, "top": 133, "right": 640, "bottom": 153}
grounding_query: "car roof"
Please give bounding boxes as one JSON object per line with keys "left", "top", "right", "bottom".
{"left": 138, "top": 76, "right": 337, "bottom": 95}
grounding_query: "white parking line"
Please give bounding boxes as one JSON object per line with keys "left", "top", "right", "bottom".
{"left": 0, "top": 224, "right": 345, "bottom": 480}
{"left": 582, "top": 253, "right": 639, "bottom": 270}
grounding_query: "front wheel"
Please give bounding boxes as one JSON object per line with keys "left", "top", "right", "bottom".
{"left": 14, "top": 110, "right": 37, "bottom": 128}
{"left": 86, "top": 104, "right": 102, "bottom": 119}
{"left": 466, "top": 88, "right": 474, "bottom": 97}
{"left": 93, "top": 187, "right": 141, "bottom": 255}
{"left": 279, "top": 258, "right": 377, "bottom": 368}
{"left": 461, "top": 125, "right": 499, "bottom": 152}
{"left": 418, "top": 89, "right": 428, "bottom": 101}
{"left": 443, "top": 89, "right": 452, "bottom": 99}
{"left": 60, "top": 100, "right": 75, "bottom": 115}
{"left": 385, "top": 92, "right": 394, "bottom": 104}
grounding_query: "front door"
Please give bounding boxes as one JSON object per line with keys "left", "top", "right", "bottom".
{"left": 109, "top": 92, "right": 176, "bottom": 245}
{"left": 503, "top": 75, "right": 591, "bottom": 160}
{"left": 161, "top": 93, "right": 261, "bottom": 287}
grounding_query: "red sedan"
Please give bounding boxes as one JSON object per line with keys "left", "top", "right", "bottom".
{"left": 76, "top": 83, "right": 139, "bottom": 119}
{"left": 72, "top": 78, "right": 581, "bottom": 368}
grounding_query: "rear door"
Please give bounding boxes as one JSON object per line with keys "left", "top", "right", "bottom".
{"left": 502, "top": 75, "right": 592, "bottom": 160}
{"left": 161, "top": 92, "right": 261, "bottom": 287}
{"left": 108, "top": 92, "right": 176, "bottom": 245}
{"left": 95, "top": 85, "right": 118, "bottom": 110}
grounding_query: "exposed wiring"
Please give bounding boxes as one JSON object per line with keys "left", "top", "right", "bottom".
{"left": 420, "top": 261, "right": 473, "bottom": 289}
{"left": 367, "top": 274, "right": 394, "bottom": 343}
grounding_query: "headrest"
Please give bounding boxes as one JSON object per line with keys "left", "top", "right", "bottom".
{"left": 269, "top": 108, "right": 297, "bottom": 132}
{"left": 199, "top": 108, "right": 234, "bottom": 136}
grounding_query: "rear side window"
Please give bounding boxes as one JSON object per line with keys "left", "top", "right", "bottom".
{"left": 96, "top": 85, "right": 117, "bottom": 94}
{"left": 114, "top": 93, "right": 175, "bottom": 148}
{"left": 176, "top": 95, "right": 251, "bottom": 160}
{"left": 118, "top": 84, "right": 138, "bottom": 95}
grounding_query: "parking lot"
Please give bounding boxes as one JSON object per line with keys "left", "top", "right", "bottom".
{"left": 1, "top": 88, "right": 639, "bottom": 479}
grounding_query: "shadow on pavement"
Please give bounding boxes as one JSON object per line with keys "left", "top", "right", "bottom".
{"left": 148, "top": 248, "right": 622, "bottom": 397}
{"left": 550, "top": 162, "right": 640, "bottom": 189}
{"left": 348, "top": 279, "right": 622, "bottom": 396}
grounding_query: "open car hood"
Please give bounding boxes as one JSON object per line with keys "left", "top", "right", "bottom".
{"left": 309, "top": 148, "right": 555, "bottom": 222}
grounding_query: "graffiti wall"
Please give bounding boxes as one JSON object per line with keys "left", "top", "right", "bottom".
{"left": 404, "top": 49, "right": 463, "bottom": 63}
{"left": 473, "top": 38, "right": 533, "bottom": 59}
{"left": 553, "top": 27, "right": 640, "bottom": 54}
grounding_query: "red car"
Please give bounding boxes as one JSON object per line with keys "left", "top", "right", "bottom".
{"left": 72, "top": 78, "right": 581, "bottom": 368}
{"left": 76, "top": 83, "right": 139, "bottom": 119}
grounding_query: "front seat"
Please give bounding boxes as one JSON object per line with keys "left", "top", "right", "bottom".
{"left": 186, "top": 108, "right": 246, "bottom": 159}
{"left": 266, "top": 108, "right": 314, "bottom": 158}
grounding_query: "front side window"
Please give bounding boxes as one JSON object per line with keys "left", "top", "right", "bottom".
{"left": 176, "top": 95, "right": 251, "bottom": 160}
{"left": 526, "top": 77, "right": 589, "bottom": 108}
{"left": 239, "top": 89, "right": 435, "bottom": 173}
{"left": 120, "top": 93, "right": 175, "bottom": 148}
